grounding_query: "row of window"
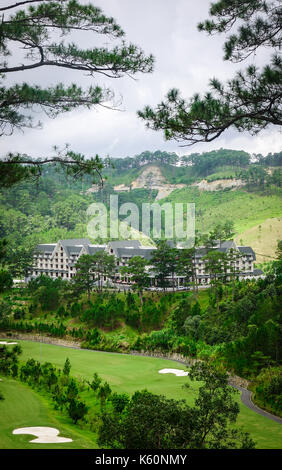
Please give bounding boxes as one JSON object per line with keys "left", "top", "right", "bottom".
{"left": 33, "top": 271, "right": 75, "bottom": 278}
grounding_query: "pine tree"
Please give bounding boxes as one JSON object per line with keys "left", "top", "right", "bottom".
{"left": 0, "top": 1, "right": 154, "bottom": 186}
{"left": 120, "top": 255, "right": 150, "bottom": 305}
{"left": 138, "top": 0, "right": 281, "bottom": 145}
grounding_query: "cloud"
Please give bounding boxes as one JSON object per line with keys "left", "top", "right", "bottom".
{"left": 1, "top": 0, "right": 280, "bottom": 159}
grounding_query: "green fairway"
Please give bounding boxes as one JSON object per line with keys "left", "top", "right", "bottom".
{"left": 1, "top": 339, "right": 282, "bottom": 449}
{"left": 0, "top": 376, "right": 98, "bottom": 449}
{"left": 17, "top": 340, "right": 197, "bottom": 402}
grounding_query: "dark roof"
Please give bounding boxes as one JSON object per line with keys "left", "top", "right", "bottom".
{"left": 59, "top": 238, "right": 91, "bottom": 246}
{"left": 238, "top": 246, "right": 256, "bottom": 259}
{"left": 253, "top": 268, "right": 264, "bottom": 275}
{"left": 59, "top": 239, "right": 91, "bottom": 258}
{"left": 36, "top": 244, "right": 56, "bottom": 254}
{"left": 68, "top": 246, "right": 82, "bottom": 254}
{"left": 116, "top": 247, "right": 156, "bottom": 261}
{"left": 108, "top": 240, "right": 141, "bottom": 249}
{"left": 195, "top": 247, "right": 208, "bottom": 257}
{"left": 88, "top": 246, "right": 106, "bottom": 255}
{"left": 220, "top": 240, "right": 236, "bottom": 249}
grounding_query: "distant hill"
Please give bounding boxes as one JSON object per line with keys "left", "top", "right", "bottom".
{"left": 0, "top": 148, "right": 281, "bottom": 267}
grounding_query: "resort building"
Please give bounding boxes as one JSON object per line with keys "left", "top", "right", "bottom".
{"left": 29, "top": 238, "right": 264, "bottom": 287}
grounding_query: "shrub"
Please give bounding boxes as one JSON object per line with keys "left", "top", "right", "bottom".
{"left": 0, "top": 270, "right": 13, "bottom": 292}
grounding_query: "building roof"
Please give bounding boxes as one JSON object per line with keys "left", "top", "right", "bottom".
{"left": 88, "top": 246, "right": 106, "bottom": 255}
{"left": 220, "top": 240, "right": 236, "bottom": 249}
{"left": 57, "top": 239, "right": 91, "bottom": 258}
{"left": 238, "top": 246, "right": 256, "bottom": 259}
{"left": 36, "top": 244, "right": 56, "bottom": 254}
{"left": 59, "top": 238, "right": 91, "bottom": 246}
{"left": 68, "top": 246, "right": 83, "bottom": 255}
{"left": 253, "top": 268, "right": 264, "bottom": 275}
{"left": 116, "top": 247, "right": 156, "bottom": 261}
{"left": 108, "top": 240, "right": 141, "bottom": 249}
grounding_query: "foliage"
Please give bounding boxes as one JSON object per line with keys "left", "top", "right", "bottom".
{"left": 98, "top": 362, "right": 255, "bottom": 449}
{"left": 72, "top": 252, "right": 116, "bottom": 299}
{"left": 0, "top": 0, "right": 154, "bottom": 186}
{"left": 0, "top": 298, "right": 12, "bottom": 319}
{"left": 253, "top": 366, "right": 282, "bottom": 416}
{"left": 0, "top": 270, "right": 13, "bottom": 292}
{"left": 67, "top": 398, "right": 88, "bottom": 424}
{"left": 150, "top": 241, "right": 177, "bottom": 290}
{"left": 138, "top": 0, "right": 281, "bottom": 144}
{"left": 0, "top": 344, "right": 22, "bottom": 376}
{"left": 120, "top": 256, "right": 150, "bottom": 304}
{"left": 63, "top": 357, "right": 71, "bottom": 376}
{"left": 182, "top": 149, "right": 250, "bottom": 177}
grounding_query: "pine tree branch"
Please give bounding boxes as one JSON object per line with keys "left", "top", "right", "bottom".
{"left": 0, "top": 0, "right": 53, "bottom": 11}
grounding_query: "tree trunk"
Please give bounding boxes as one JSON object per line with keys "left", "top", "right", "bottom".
{"left": 139, "top": 290, "right": 143, "bottom": 306}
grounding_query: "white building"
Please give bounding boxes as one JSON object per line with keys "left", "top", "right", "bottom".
{"left": 30, "top": 238, "right": 264, "bottom": 287}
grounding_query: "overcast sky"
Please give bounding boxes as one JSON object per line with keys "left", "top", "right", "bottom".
{"left": 1, "top": 0, "right": 281, "bottom": 160}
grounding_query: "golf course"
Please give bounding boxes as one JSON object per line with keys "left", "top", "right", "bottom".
{"left": 0, "top": 339, "right": 281, "bottom": 449}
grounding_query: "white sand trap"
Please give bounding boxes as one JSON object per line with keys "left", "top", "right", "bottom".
{"left": 0, "top": 341, "right": 18, "bottom": 345}
{"left": 158, "top": 368, "right": 189, "bottom": 377}
{"left": 13, "top": 427, "right": 72, "bottom": 444}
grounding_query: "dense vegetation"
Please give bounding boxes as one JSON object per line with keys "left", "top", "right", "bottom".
{"left": 0, "top": 148, "right": 281, "bottom": 261}
{"left": 0, "top": 251, "right": 281, "bottom": 417}
{"left": 0, "top": 148, "right": 281, "bottom": 421}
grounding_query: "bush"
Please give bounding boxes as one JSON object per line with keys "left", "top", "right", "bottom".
{"left": 0, "top": 270, "right": 13, "bottom": 292}
{"left": 0, "top": 298, "right": 12, "bottom": 320}
{"left": 67, "top": 399, "right": 88, "bottom": 424}
{"left": 254, "top": 367, "right": 282, "bottom": 416}
{"left": 13, "top": 308, "right": 25, "bottom": 320}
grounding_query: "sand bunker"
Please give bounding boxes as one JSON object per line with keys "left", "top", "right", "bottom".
{"left": 13, "top": 427, "right": 72, "bottom": 444}
{"left": 158, "top": 368, "right": 189, "bottom": 377}
{"left": 0, "top": 341, "right": 18, "bottom": 345}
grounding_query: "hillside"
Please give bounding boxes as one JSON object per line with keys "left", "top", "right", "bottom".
{"left": 0, "top": 148, "right": 281, "bottom": 268}
{"left": 235, "top": 217, "right": 282, "bottom": 263}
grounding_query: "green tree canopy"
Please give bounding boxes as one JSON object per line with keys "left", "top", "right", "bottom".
{"left": 120, "top": 255, "right": 150, "bottom": 305}
{"left": 0, "top": 0, "right": 154, "bottom": 186}
{"left": 138, "top": 0, "right": 281, "bottom": 145}
{"left": 98, "top": 362, "right": 255, "bottom": 449}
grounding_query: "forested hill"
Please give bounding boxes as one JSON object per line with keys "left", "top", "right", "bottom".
{"left": 100, "top": 148, "right": 282, "bottom": 186}
{"left": 0, "top": 148, "right": 281, "bottom": 270}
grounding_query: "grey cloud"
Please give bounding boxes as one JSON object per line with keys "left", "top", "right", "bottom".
{"left": 1, "top": 0, "right": 280, "bottom": 159}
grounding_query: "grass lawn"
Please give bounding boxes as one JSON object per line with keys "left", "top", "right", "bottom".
{"left": 7, "top": 339, "right": 282, "bottom": 449}
{"left": 162, "top": 187, "right": 282, "bottom": 235}
{"left": 235, "top": 217, "right": 282, "bottom": 263}
{"left": 0, "top": 376, "right": 98, "bottom": 449}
